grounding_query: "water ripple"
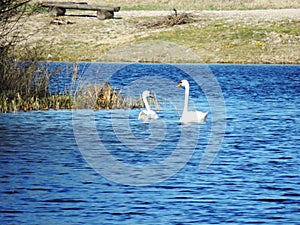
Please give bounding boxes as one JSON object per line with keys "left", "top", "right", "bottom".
{"left": 0, "top": 64, "right": 299, "bottom": 224}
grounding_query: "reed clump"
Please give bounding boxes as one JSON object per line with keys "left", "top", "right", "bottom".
{"left": 0, "top": 54, "right": 153, "bottom": 113}
{"left": 0, "top": 79, "right": 154, "bottom": 113}
{"left": 74, "top": 82, "right": 145, "bottom": 110}
{"left": 0, "top": 79, "right": 152, "bottom": 113}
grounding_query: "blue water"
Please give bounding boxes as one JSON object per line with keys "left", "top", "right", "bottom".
{"left": 0, "top": 64, "right": 299, "bottom": 224}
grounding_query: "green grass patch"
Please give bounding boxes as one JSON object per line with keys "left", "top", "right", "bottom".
{"left": 138, "top": 19, "right": 299, "bottom": 63}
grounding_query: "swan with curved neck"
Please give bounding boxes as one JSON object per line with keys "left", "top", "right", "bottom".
{"left": 138, "top": 90, "right": 158, "bottom": 121}
{"left": 176, "top": 80, "right": 208, "bottom": 124}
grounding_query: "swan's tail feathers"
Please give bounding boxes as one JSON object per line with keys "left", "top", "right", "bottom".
{"left": 152, "top": 112, "right": 159, "bottom": 120}
{"left": 196, "top": 111, "right": 208, "bottom": 123}
{"left": 203, "top": 112, "right": 208, "bottom": 121}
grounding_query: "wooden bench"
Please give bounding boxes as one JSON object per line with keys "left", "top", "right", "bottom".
{"left": 38, "top": 1, "right": 120, "bottom": 20}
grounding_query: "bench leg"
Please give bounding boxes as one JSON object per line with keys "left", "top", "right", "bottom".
{"left": 49, "top": 7, "right": 66, "bottom": 17}
{"left": 97, "top": 10, "right": 114, "bottom": 20}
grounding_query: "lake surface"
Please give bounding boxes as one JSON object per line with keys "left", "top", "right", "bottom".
{"left": 0, "top": 63, "right": 299, "bottom": 224}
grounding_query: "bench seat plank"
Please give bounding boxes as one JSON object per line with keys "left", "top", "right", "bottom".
{"left": 39, "top": 2, "right": 120, "bottom": 12}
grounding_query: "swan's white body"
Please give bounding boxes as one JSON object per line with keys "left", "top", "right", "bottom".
{"left": 138, "top": 90, "right": 158, "bottom": 121}
{"left": 177, "top": 80, "right": 208, "bottom": 124}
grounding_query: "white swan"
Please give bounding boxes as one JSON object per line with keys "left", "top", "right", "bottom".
{"left": 138, "top": 90, "right": 158, "bottom": 121}
{"left": 176, "top": 80, "right": 208, "bottom": 124}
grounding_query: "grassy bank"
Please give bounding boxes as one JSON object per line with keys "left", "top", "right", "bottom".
{"left": 7, "top": 1, "right": 300, "bottom": 64}
{"left": 18, "top": 8, "right": 300, "bottom": 64}
{"left": 140, "top": 17, "right": 300, "bottom": 64}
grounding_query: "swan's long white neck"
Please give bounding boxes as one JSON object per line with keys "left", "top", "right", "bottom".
{"left": 143, "top": 95, "right": 151, "bottom": 112}
{"left": 183, "top": 83, "right": 189, "bottom": 112}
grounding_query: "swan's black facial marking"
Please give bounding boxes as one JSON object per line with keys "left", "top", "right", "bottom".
{"left": 148, "top": 92, "right": 155, "bottom": 98}
{"left": 176, "top": 81, "right": 183, "bottom": 87}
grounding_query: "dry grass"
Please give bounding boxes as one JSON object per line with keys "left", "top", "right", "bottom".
{"left": 107, "top": 0, "right": 300, "bottom": 10}
{"left": 32, "top": 0, "right": 300, "bottom": 10}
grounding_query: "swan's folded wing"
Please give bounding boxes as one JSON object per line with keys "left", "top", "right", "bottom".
{"left": 180, "top": 111, "right": 208, "bottom": 123}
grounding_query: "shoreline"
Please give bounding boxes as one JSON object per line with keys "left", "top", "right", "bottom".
{"left": 1, "top": 61, "right": 298, "bottom": 113}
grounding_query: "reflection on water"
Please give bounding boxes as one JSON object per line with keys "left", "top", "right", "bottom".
{"left": 0, "top": 64, "right": 299, "bottom": 224}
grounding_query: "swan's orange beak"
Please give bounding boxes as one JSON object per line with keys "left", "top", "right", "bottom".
{"left": 176, "top": 81, "right": 182, "bottom": 88}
